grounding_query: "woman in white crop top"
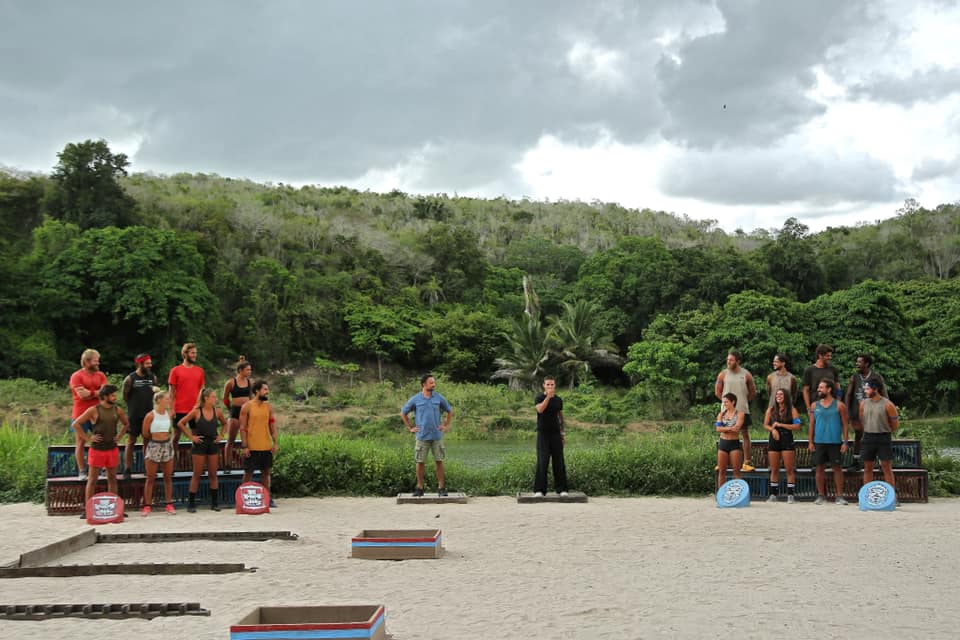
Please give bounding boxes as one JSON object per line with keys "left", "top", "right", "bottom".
{"left": 141, "top": 390, "right": 176, "bottom": 516}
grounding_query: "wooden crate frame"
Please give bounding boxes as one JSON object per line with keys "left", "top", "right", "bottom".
{"left": 351, "top": 529, "right": 443, "bottom": 560}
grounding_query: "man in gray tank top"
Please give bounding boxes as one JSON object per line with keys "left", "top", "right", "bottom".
{"left": 715, "top": 350, "right": 758, "bottom": 471}
{"left": 859, "top": 378, "right": 899, "bottom": 490}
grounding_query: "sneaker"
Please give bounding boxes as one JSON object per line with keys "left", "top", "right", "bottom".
{"left": 122, "top": 469, "right": 132, "bottom": 481}
{"left": 766, "top": 495, "right": 778, "bottom": 503}
{"left": 78, "top": 470, "right": 88, "bottom": 481}
{"left": 141, "top": 506, "right": 151, "bottom": 517}
{"left": 835, "top": 497, "right": 849, "bottom": 506}
{"left": 787, "top": 495, "right": 796, "bottom": 504}
{"left": 532, "top": 492, "right": 544, "bottom": 498}
{"left": 269, "top": 498, "right": 277, "bottom": 508}
{"left": 741, "top": 462, "right": 756, "bottom": 472}
{"left": 815, "top": 495, "right": 826, "bottom": 505}
{"left": 79, "top": 512, "right": 87, "bottom": 519}
{"left": 187, "top": 503, "right": 196, "bottom": 513}
{"left": 714, "top": 465, "right": 720, "bottom": 471}
{"left": 412, "top": 487, "right": 424, "bottom": 497}
{"left": 559, "top": 491, "right": 569, "bottom": 497}
{"left": 437, "top": 488, "right": 448, "bottom": 497}
{"left": 164, "top": 503, "right": 176, "bottom": 515}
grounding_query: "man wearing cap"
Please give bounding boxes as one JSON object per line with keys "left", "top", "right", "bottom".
{"left": 860, "top": 377, "right": 899, "bottom": 489}
{"left": 121, "top": 353, "right": 159, "bottom": 480}
{"left": 844, "top": 354, "right": 887, "bottom": 469}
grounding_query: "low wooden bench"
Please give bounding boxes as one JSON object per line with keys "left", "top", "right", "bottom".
{"left": 742, "top": 439, "right": 923, "bottom": 469}
{"left": 47, "top": 442, "right": 246, "bottom": 478}
{"left": 722, "top": 468, "right": 928, "bottom": 502}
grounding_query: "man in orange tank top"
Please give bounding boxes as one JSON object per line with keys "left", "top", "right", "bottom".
{"left": 240, "top": 380, "right": 278, "bottom": 506}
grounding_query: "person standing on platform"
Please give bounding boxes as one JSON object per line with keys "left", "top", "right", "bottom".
{"left": 802, "top": 344, "right": 841, "bottom": 412}
{"left": 401, "top": 374, "right": 453, "bottom": 497}
{"left": 179, "top": 388, "right": 228, "bottom": 512}
{"left": 168, "top": 343, "right": 205, "bottom": 445}
{"left": 845, "top": 355, "right": 887, "bottom": 468}
{"left": 766, "top": 354, "right": 798, "bottom": 408}
{"left": 141, "top": 390, "right": 176, "bottom": 516}
{"left": 72, "top": 385, "right": 129, "bottom": 511}
{"left": 763, "top": 389, "right": 801, "bottom": 503}
{"left": 715, "top": 393, "right": 745, "bottom": 489}
{"left": 860, "top": 378, "right": 899, "bottom": 489}
{"left": 69, "top": 348, "right": 108, "bottom": 480}
{"left": 121, "top": 353, "right": 158, "bottom": 480}
{"left": 808, "top": 379, "right": 850, "bottom": 505}
{"left": 222, "top": 356, "right": 253, "bottom": 474}
{"left": 240, "top": 381, "right": 278, "bottom": 507}
{"left": 533, "top": 377, "right": 568, "bottom": 497}
{"left": 715, "top": 351, "right": 758, "bottom": 472}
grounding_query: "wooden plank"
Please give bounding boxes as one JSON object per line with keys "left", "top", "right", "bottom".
{"left": 16, "top": 529, "right": 97, "bottom": 568}
{"left": 396, "top": 492, "right": 467, "bottom": 504}
{"left": 96, "top": 531, "right": 299, "bottom": 543}
{"left": 0, "top": 602, "right": 210, "bottom": 620}
{"left": 517, "top": 491, "right": 588, "bottom": 503}
{"left": 0, "top": 562, "right": 250, "bottom": 578}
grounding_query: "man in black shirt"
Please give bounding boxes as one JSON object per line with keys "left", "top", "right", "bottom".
{"left": 802, "top": 344, "right": 841, "bottom": 412}
{"left": 534, "top": 377, "right": 568, "bottom": 497}
{"left": 121, "top": 353, "right": 158, "bottom": 480}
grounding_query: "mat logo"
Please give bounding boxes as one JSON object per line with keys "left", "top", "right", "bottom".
{"left": 93, "top": 497, "right": 118, "bottom": 518}
{"left": 866, "top": 484, "right": 889, "bottom": 506}
{"left": 241, "top": 487, "right": 265, "bottom": 509}
{"left": 722, "top": 483, "right": 744, "bottom": 503}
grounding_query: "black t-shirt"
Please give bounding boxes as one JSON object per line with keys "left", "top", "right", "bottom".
{"left": 125, "top": 371, "right": 158, "bottom": 418}
{"left": 535, "top": 394, "right": 563, "bottom": 432}
{"left": 802, "top": 364, "right": 840, "bottom": 407}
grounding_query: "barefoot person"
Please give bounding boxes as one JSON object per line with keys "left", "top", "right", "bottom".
{"left": 401, "top": 374, "right": 453, "bottom": 497}
{"left": 808, "top": 379, "right": 850, "bottom": 505}
{"left": 222, "top": 356, "right": 253, "bottom": 473}
{"left": 69, "top": 348, "right": 107, "bottom": 480}
{"left": 121, "top": 353, "right": 158, "bottom": 480}
{"left": 715, "top": 351, "right": 757, "bottom": 471}
{"left": 240, "top": 381, "right": 278, "bottom": 506}
{"left": 71, "top": 385, "right": 129, "bottom": 513}
{"left": 168, "top": 342, "right": 205, "bottom": 445}
{"left": 141, "top": 391, "right": 176, "bottom": 516}
{"left": 764, "top": 389, "right": 801, "bottom": 503}
{"left": 860, "top": 377, "right": 899, "bottom": 489}
{"left": 715, "top": 393, "right": 745, "bottom": 489}
{"left": 533, "top": 377, "right": 568, "bottom": 497}
{"left": 179, "top": 388, "right": 228, "bottom": 512}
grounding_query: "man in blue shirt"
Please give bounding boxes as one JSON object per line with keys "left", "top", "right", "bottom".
{"left": 808, "top": 379, "right": 850, "bottom": 505}
{"left": 401, "top": 374, "right": 454, "bottom": 497}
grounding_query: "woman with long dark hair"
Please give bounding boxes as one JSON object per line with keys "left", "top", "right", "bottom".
{"left": 764, "top": 388, "right": 801, "bottom": 503}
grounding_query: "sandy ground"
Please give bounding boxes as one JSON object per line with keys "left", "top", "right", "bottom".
{"left": 1, "top": 496, "right": 959, "bottom": 639}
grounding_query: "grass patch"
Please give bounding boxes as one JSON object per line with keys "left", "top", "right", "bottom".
{"left": 0, "top": 422, "right": 47, "bottom": 502}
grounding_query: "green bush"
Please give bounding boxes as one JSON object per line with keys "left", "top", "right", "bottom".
{"left": 0, "top": 423, "right": 47, "bottom": 502}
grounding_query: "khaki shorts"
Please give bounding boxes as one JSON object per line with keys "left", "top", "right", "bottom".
{"left": 415, "top": 439, "right": 445, "bottom": 463}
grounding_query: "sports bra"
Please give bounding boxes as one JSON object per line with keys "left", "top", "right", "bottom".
{"left": 150, "top": 410, "right": 172, "bottom": 434}
{"left": 230, "top": 377, "right": 251, "bottom": 398}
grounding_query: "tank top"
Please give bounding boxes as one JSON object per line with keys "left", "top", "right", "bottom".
{"left": 150, "top": 410, "right": 172, "bottom": 434}
{"left": 92, "top": 404, "right": 121, "bottom": 451}
{"left": 862, "top": 397, "right": 893, "bottom": 434}
{"left": 194, "top": 408, "right": 220, "bottom": 439}
{"left": 813, "top": 397, "right": 842, "bottom": 444}
{"left": 722, "top": 368, "right": 751, "bottom": 415}
{"left": 246, "top": 401, "right": 273, "bottom": 450}
{"left": 230, "top": 377, "right": 251, "bottom": 399}
{"left": 767, "top": 372, "right": 796, "bottom": 407}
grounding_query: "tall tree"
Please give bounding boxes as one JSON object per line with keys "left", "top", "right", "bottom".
{"left": 549, "top": 300, "right": 623, "bottom": 389}
{"left": 491, "top": 315, "right": 553, "bottom": 390}
{"left": 47, "top": 139, "right": 137, "bottom": 229}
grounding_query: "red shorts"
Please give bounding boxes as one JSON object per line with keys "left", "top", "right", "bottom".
{"left": 88, "top": 447, "right": 119, "bottom": 469}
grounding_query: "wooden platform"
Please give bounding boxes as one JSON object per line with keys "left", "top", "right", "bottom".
{"left": 396, "top": 492, "right": 468, "bottom": 504}
{"left": 516, "top": 491, "right": 588, "bottom": 503}
{"left": 232, "top": 605, "right": 386, "bottom": 640}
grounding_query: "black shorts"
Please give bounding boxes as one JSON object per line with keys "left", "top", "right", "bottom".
{"left": 717, "top": 439, "right": 742, "bottom": 453}
{"left": 768, "top": 428, "right": 795, "bottom": 452}
{"left": 230, "top": 406, "right": 241, "bottom": 420}
{"left": 191, "top": 436, "right": 219, "bottom": 456}
{"left": 128, "top": 414, "right": 147, "bottom": 439}
{"left": 813, "top": 443, "right": 842, "bottom": 466}
{"left": 244, "top": 450, "right": 273, "bottom": 472}
{"left": 861, "top": 433, "right": 893, "bottom": 462}
{"left": 742, "top": 413, "right": 753, "bottom": 428}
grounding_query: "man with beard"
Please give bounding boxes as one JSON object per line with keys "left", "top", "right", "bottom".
{"left": 766, "top": 353, "right": 798, "bottom": 408}
{"left": 808, "top": 379, "right": 850, "bottom": 505}
{"left": 121, "top": 353, "right": 158, "bottom": 480}
{"left": 69, "top": 349, "right": 108, "bottom": 480}
{"left": 845, "top": 354, "right": 888, "bottom": 468}
{"left": 715, "top": 351, "right": 758, "bottom": 472}
{"left": 168, "top": 343, "right": 205, "bottom": 445}
{"left": 401, "top": 374, "right": 454, "bottom": 496}
{"left": 240, "top": 381, "right": 279, "bottom": 506}
{"left": 860, "top": 378, "right": 899, "bottom": 489}
{"left": 802, "top": 344, "right": 841, "bottom": 412}
{"left": 72, "top": 385, "right": 130, "bottom": 510}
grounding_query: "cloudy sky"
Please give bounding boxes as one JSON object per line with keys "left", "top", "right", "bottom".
{"left": 1, "top": 1, "right": 959, "bottom": 231}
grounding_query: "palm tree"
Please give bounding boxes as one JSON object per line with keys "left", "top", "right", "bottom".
{"left": 549, "top": 300, "right": 624, "bottom": 390}
{"left": 491, "top": 315, "right": 553, "bottom": 390}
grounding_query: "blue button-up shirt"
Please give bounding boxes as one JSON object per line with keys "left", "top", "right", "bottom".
{"left": 402, "top": 391, "right": 452, "bottom": 441}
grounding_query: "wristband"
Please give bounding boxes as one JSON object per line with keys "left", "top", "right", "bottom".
{"left": 715, "top": 421, "right": 723, "bottom": 427}
{"left": 792, "top": 418, "right": 801, "bottom": 425}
